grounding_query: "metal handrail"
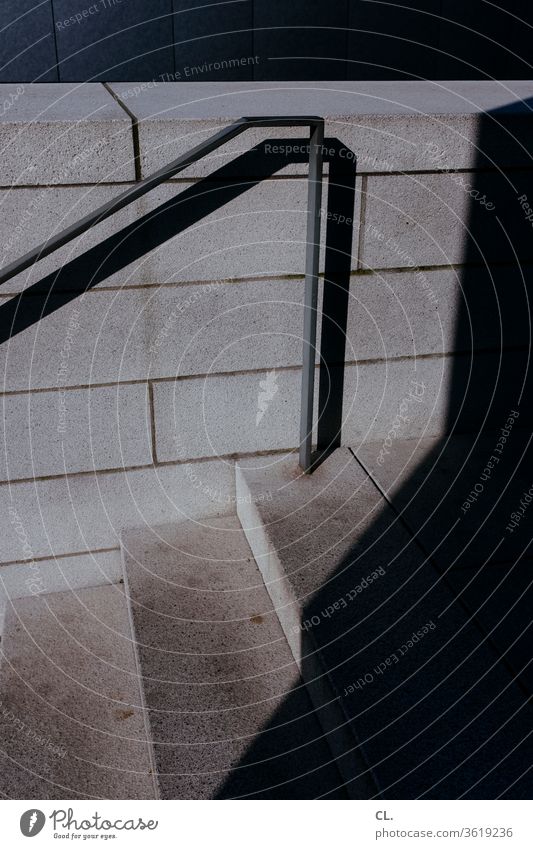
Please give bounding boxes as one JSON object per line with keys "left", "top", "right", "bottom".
{"left": 0, "top": 116, "right": 325, "bottom": 472}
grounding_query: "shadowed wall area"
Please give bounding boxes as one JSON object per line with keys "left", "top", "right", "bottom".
{"left": 218, "top": 98, "right": 533, "bottom": 798}
{"left": 0, "top": 1, "right": 531, "bottom": 82}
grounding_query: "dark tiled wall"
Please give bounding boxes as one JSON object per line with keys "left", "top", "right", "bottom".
{"left": 0, "top": 0, "right": 530, "bottom": 82}
{"left": 348, "top": 0, "right": 442, "bottom": 81}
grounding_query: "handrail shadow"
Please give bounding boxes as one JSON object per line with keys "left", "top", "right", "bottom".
{"left": 216, "top": 99, "right": 533, "bottom": 799}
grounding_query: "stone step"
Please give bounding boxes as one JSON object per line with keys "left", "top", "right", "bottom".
{"left": 122, "top": 515, "right": 347, "bottom": 799}
{"left": 0, "top": 585, "right": 155, "bottom": 799}
{"left": 236, "top": 448, "right": 533, "bottom": 799}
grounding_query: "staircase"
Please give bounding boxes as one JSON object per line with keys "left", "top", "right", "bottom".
{"left": 0, "top": 437, "right": 531, "bottom": 800}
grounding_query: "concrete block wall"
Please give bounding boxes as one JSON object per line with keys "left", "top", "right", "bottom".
{"left": 0, "top": 81, "right": 531, "bottom": 621}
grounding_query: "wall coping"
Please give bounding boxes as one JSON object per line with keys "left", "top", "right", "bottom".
{"left": 109, "top": 80, "right": 533, "bottom": 120}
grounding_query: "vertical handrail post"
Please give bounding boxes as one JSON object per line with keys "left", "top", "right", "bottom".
{"left": 299, "top": 120, "right": 324, "bottom": 472}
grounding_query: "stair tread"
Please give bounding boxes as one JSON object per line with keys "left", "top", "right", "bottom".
{"left": 122, "top": 515, "right": 347, "bottom": 799}
{"left": 237, "top": 448, "right": 533, "bottom": 799}
{"left": 0, "top": 585, "right": 155, "bottom": 800}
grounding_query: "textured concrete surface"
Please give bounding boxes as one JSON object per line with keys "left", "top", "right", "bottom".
{"left": 355, "top": 431, "right": 533, "bottom": 571}
{"left": 354, "top": 430, "right": 533, "bottom": 696}
{"left": 122, "top": 515, "right": 347, "bottom": 798}
{"left": 0, "top": 550, "right": 122, "bottom": 635}
{"left": 3, "top": 3, "right": 530, "bottom": 83}
{"left": 110, "top": 81, "right": 533, "bottom": 177}
{"left": 0, "top": 585, "right": 156, "bottom": 799}
{"left": 0, "top": 78, "right": 530, "bottom": 627}
{"left": 0, "top": 84, "right": 135, "bottom": 185}
{"left": 3, "top": 261, "right": 531, "bottom": 392}
{"left": 0, "top": 460, "right": 234, "bottom": 563}
{"left": 236, "top": 448, "right": 533, "bottom": 798}
{"left": 172, "top": 1, "right": 253, "bottom": 83}
{"left": 0, "top": 384, "right": 152, "bottom": 481}
{"left": 254, "top": 3, "right": 347, "bottom": 82}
